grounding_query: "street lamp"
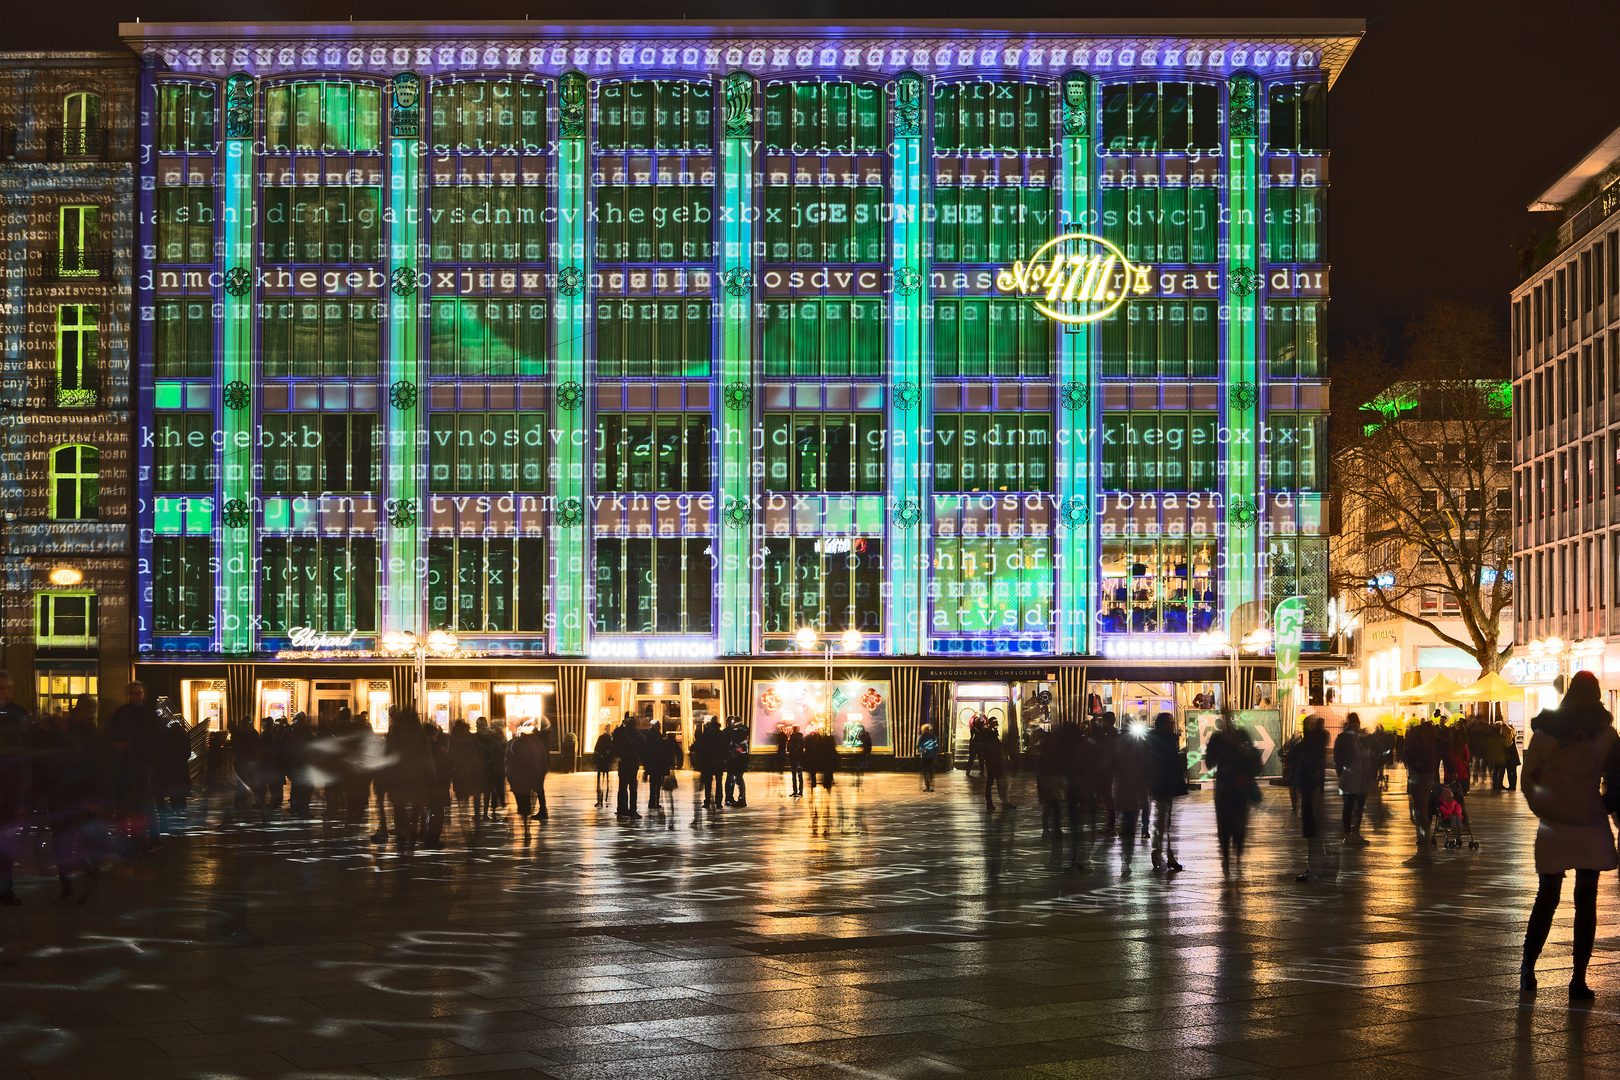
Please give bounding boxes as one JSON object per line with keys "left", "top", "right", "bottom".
{"left": 381, "top": 627, "right": 459, "bottom": 719}
{"left": 795, "top": 626, "right": 863, "bottom": 728}
{"left": 1197, "top": 628, "right": 1237, "bottom": 710}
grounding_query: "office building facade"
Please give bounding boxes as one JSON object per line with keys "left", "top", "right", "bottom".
{"left": 122, "top": 21, "right": 1359, "bottom": 756}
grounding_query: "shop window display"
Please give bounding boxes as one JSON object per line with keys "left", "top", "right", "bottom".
{"left": 1097, "top": 540, "right": 1216, "bottom": 635}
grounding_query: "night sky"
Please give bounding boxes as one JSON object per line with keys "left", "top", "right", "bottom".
{"left": 17, "top": 0, "right": 1620, "bottom": 357}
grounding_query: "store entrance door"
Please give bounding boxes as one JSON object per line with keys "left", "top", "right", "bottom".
{"left": 1116, "top": 682, "right": 1174, "bottom": 733}
{"left": 311, "top": 681, "right": 354, "bottom": 727}
{"left": 952, "top": 683, "right": 1010, "bottom": 765}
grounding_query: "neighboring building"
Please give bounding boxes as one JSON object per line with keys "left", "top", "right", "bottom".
{"left": 118, "top": 20, "right": 1362, "bottom": 757}
{"left": 1512, "top": 124, "right": 1620, "bottom": 714}
{"left": 1327, "top": 382, "right": 1514, "bottom": 713}
{"left": 0, "top": 53, "right": 138, "bottom": 714}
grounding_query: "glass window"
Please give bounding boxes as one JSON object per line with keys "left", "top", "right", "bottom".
{"left": 55, "top": 305, "right": 98, "bottom": 407}
{"left": 152, "top": 412, "right": 215, "bottom": 494}
{"left": 1263, "top": 186, "right": 1325, "bottom": 263}
{"left": 157, "top": 83, "right": 216, "bottom": 153}
{"left": 1096, "top": 187, "right": 1219, "bottom": 265}
{"left": 427, "top": 184, "right": 547, "bottom": 264}
{"left": 152, "top": 536, "right": 213, "bottom": 634}
{"left": 261, "top": 186, "right": 383, "bottom": 263}
{"left": 154, "top": 299, "right": 215, "bottom": 379}
{"left": 932, "top": 413, "right": 1052, "bottom": 493}
{"left": 428, "top": 297, "right": 548, "bottom": 377}
{"left": 49, "top": 444, "right": 99, "bottom": 520}
{"left": 1265, "top": 300, "right": 1324, "bottom": 377}
{"left": 37, "top": 593, "right": 98, "bottom": 647}
{"left": 1266, "top": 83, "right": 1326, "bottom": 152}
{"left": 1262, "top": 412, "right": 1326, "bottom": 493}
{"left": 933, "top": 299, "right": 1052, "bottom": 378}
{"left": 1100, "top": 82, "right": 1220, "bottom": 152}
{"left": 260, "top": 536, "right": 377, "bottom": 635}
{"left": 1099, "top": 300, "right": 1217, "bottom": 379}
{"left": 58, "top": 205, "right": 100, "bottom": 276}
{"left": 429, "top": 78, "right": 547, "bottom": 151}
{"left": 594, "top": 185, "right": 715, "bottom": 264}
{"left": 155, "top": 187, "right": 215, "bottom": 264}
{"left": 594, "top": 296, "right": 712, "bottom": 378}
{"left": 261, "top": 413, "right": 377, "bottom": 494}
{"left": 597, "top": 80, "right": 713, "bottom": 152}
{"left": 261, "top": 297, "right": 382, "bottom": 378}
{"left": 1099, "top": 412, "right": 1217, "bottom": 493}
{"left": 931, "top": 187, "right": 1050, "bottom": 264}
{"left": 61, "top": 92, "right": 102, "bottom": 156}
{"left": 763, "top": 81, "right": 884, "bottom": 152}
{"left": 762, "top": 184, "right": 886, "bottom": 264}
{"left": 932, "top": 82, "right": 1049, "bottom": 152}
{"left": 263, "top": 81, "right": 382, "bottom": 152}
{"left": 423, "top": 537, "right": 545, "bottom": 634}
{"left": 594, "top": 412, "right": 712, "bottom": 493}
{"left": 760, "top": 536, "right": 882, "bottom": 636}
{"left": 932, "top": 536, "right": 1054, "bottom": 635}
{"left": 427, "top": 412, "right": 546, "bottom": 493}
{"left": 1097, "top": 539, "right": 1215, "bottom": 634}
{"left": 593, "top": 538, "right": 712, "bottom": 634}
{"left": 762, "top": 413, "right": 885, "bottom": 493}
{"left": 761, "top": 298, "right": 884, "bottom": 377}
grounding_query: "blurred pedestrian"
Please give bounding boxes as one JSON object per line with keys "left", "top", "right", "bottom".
{"left": 384, "top": 708, "right": 435, "bottom": 849}
{"left": 1335, "top": 712, "right": 1372, "bottom": 847}
{"left": 613, "top": 714, "right": 642, "bottom": 820}
{"left": 104, "top": 681, "right": 162, "bottom": 853}
{"left": 723, "top": 716, "right": 749, "bottom": 807}
{"left": 449, "top": 718, "right": 486, "bottom": 828}
{"left": 1113, "top": 723, "right": 1150, "bottom": 878}
{"left": 642, "top": 723, "right": 670, "bottom": 816}
{"left": 284, "top": 711, "right": 315, "bottom": 818}
{"left": 1519, "top": 671, "right": 1620, "bottom": 1000}
{"left": 787, "top": 725, "right": 806, "bottom": 797}
{"left": 476, "top": 717, "right": 506, "bottom": 820}
{"left": 975, "top": 718, "right": 1011, "bottom": 811}
{"left": 592, "top": 727, "right": 614, "bottom": 808}
{"left": 696, "top": 716, "right": 725, "bottom": 810}
{"left": 1205, "top": 712, "right": 1259, "bottom": 878}
{"left": 36, "top": 697, "right": 109, "bottom": 904}
{"left": 1147, "top": 712, "right": 1188, "bottom": 873}
{"left": 1294, "top": 716, "right": 1330, "bottom": 881}
{"left": 1503, "top": 721, "right": 1522, "bottom": 792}
{"left": 1402, "top": 715, "right": 1441, "bottom": 866}
{"left": 507, "top": 718, "right": 550, "bottom": 835}
{"left": 917, "top": 723, "right": 939, "bottom": 793}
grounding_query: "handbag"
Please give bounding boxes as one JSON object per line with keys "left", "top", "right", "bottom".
{"left": 1248, "top": 778, "right": 1264, "bottom": 805}
{"left": 661, "top": 773, "right": 678, "bottom": 792}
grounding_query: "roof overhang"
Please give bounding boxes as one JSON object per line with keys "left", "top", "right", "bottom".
{"left": 1531, "top": 121, "right": 1620, "bottom": 211}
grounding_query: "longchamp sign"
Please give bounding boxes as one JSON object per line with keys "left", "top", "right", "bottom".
{"left": 993, "top": 232, "right": 1154, "bottom": 324}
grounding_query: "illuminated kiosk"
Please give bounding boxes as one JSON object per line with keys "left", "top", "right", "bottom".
{"left": 124, "top": 20, "right": 1360, "bottom": 761}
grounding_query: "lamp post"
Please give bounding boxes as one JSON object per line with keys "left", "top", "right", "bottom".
{"left": 380, "top": 627, "right": 458, "bottom": 719}
{"left": 1196, "top": 625, "right": 1275, "bottom": 713}
{"left": 796, "top": 626, "right": 863, "bottom": 729}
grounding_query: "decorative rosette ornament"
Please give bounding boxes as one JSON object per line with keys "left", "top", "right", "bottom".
{"left": 893, "top": 266, "right": 922, "bottom": 296}
{"left": 723, "top": 382, "right": 752, "bottom": 411}
{"left": 721, "top": 266, "right": 752, "bottom": 297}
{"left": 1230, "top": 381, "right": 1258, "bottom": 410}
{"left": 860, "top": 686, "right": 883, "bottom": 711}
{"left": 893, "top": 381, "right": 920, "bottom": 411}
{"left": 1059, "top": 497, "right": 1090, "bottom": 529}
{"left": 221, "top": 499, "right": 251, "bottom": 529}
{"left": 1229, "top": 265, "right": 1260, "bottom": 298}
{"left": 389, "top": 266, "right": 418, "bottom": 297}
{"left": 222, "top": 380, "right": 251, "bottom": 411}
{"left": 223, "top": 266, "right": 251, "bottom": 296}
{"left": 557, "top": 265, "right": 585, "bottom": 296}
{"left": 760, "top": 686, "right": 782, "bottom": 713}
{"left": 1228, "top": 496, "right": 1258, "bottom": 530}
{"left": 385, "top": 498, "right": 417, "bottom": 529}
{"left": 556, "top": 380, "right": 585, "bottom": 410}
{"left": 893, "top": 499, "right": 921, "bottom": 529}
{"left": 389, "top": 380, "right": 419, "bottom": 410}
{"left": 1228, "top": 74, "right": 1258, "bottom": 138}
{"left": 722, "top": 499, "right": 752, "bottom": 530}
{"left": 555, "top": 497, "right": 584, "bottom": 527}
{"left": 1059, "top": 382, "right": 1091, "bottom": 412}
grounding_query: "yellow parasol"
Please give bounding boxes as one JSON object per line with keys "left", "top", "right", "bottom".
{"left": 1454, "top": 671, "right": 1527, "bottom": 703}
{"left": 1389, "top": 673, "right": 1463, "bottom": 704}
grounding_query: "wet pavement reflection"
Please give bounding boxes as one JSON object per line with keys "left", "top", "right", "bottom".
{"left": 0, "top": 770, "right": 1613, "bottom": 1079}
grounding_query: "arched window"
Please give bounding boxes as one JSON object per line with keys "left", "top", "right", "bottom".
{"left": 62, "top": 92, "right": 101, "bottom": 156}
{"left": 55, "top": 305, "right": 98, "bottom": 406}
{"left": 49, "top": 444, "right": 98, "bottom": 520}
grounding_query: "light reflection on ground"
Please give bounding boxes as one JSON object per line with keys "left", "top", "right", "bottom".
{"left": 0, "top": 771, "right": 1604, "bottom": 1079}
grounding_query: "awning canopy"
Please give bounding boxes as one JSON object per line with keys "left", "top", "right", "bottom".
{"left": 1389, "top": 674, "right": 1464, "bottom": 703}
{"left": 1454, "top": 671, "right": 1527, "bottom": 703}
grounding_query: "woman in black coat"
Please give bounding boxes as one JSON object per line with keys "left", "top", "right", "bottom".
{"left": 1146, "top": 712, "right": 1188, "bottom": 873}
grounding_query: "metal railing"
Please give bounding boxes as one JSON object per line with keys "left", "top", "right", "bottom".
{"left": 48, "top": 369, "right": 100, "bottom": 410}
{"left": 46, "top": 125, "right": 108, "bottom": 160}
{"left": 33, "top": 248, "right": 113, "bottom": 282}
{"left": 1559, "top": 176, "right": 1620, "bottom": 251}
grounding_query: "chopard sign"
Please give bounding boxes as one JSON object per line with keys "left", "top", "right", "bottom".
{"left": 287, "top": 627, "right": 358, "bottom": 649}
{"left": 994, "top": 232, "right": 1154, "bottom": 324}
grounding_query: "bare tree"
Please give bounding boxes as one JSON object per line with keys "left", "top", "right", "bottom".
{"left": 1331, "top": 302, "right": 1513, "bottom": 674}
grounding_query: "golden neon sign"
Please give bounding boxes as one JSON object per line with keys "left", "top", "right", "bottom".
{"left": 994, "top": 232, "right": 1154, "bottom": 324}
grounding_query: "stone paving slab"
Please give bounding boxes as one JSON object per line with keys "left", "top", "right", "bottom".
{"left": 0, "top": 770, "right": 1616, "bottom": 1078}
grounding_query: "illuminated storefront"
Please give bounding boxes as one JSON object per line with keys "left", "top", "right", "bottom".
{"left": 124, "top": 20, "right": 1360, "bottom": 758}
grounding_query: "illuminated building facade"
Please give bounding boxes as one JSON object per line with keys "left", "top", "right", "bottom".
{"left": 123, "top": 21, "right": 1360, "bottom": 757}
{"left": 1512, "top": 124, "right": 1620, "bottom": 714}
{"left": 0, "top": 53, "right": 139, "bottom": 714}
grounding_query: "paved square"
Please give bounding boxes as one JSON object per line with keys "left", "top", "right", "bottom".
{"left": 0, "top": 771, "right": 1614, "bottom": 1079}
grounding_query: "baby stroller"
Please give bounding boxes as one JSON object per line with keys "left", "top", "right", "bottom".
{"left": 1430, "top": 783, "right": 1480, "bottom": 851}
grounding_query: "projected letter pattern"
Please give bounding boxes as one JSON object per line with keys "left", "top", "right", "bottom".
{"left": 131, "top": 32, "right": 1335, "bottom": 659}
